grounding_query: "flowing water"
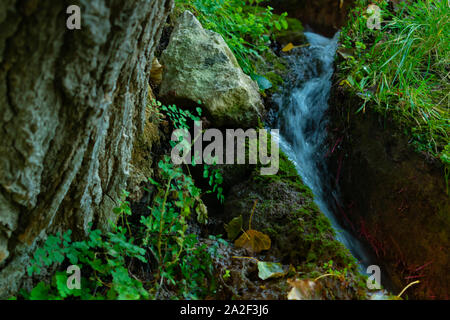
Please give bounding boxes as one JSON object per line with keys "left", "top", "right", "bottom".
{"left": 272, "top": 32, "right": 374, "bottom": 273}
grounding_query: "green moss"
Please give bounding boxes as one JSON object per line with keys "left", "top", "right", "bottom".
{"left": 285, "top": 17, "right": 304, "bottom": 32}
{"left": 264, "top": 71, "right": 284, "bottom": 89}
{"left": 273, "top": 17, "right": 305, "bottom": 46}
{"left": 254, "top": 151, "right": 314, "bottom": 197}
{"left": 252, "top": 47, "right": 288, "bottom": 94}
{"left": 242, "top": 149, "right": 359, "bottom": 273}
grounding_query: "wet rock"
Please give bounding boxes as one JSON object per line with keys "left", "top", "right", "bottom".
{"left": 328, "top": 80, "right": 450, "bottom": 299}
{"left": 160, "top": 11, "right": 264, "bottom": 128}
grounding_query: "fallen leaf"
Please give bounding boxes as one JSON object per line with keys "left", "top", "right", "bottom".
{"left": 337, "top": 48, "right": 354, "bottom": 60}
{"left": 234, "top": 229, "right": 271, "bottom": 253}
{"left": 282, "top": 43, "right": 295, "bottom": 52}
{"left": 257, "top": 261, "right": 286, "bottom": 280}
{"left": 150, "top": 58, "right": 163, "bottom": 86}
{"left": 224, "top": 216, "right": 243, "bottom": 240}
{"left": 287, "top": 278, "right": 322, "bottom": 300}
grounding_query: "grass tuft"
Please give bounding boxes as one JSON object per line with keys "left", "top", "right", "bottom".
{"left": 339, "top": 0, "right": 449, "bottom": 167}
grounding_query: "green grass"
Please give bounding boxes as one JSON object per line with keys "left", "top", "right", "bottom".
{"left": 339, "top": 0, "right": 449, "bottom": 168}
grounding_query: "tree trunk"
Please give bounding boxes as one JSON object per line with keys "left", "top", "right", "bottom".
{"left": 0, "top": 0, "right": 173, "bottom": 297}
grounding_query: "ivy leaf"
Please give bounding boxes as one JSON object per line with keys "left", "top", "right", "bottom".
{"left": 55, "top": 272, "right": 81, "bottom": 298}
{"left": 274, "top": 21, "right": 281, "bottom": 31}
{"left": 148, "top": 177, "right": 160, "bottom": 187}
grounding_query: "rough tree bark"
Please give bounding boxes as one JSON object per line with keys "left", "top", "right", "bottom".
{"left": 0, "top": 0, "right": 173, "bottom": 297}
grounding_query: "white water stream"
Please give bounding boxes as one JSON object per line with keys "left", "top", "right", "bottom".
{"left": 272, "top": 32, "right": 374, "bottom": 272}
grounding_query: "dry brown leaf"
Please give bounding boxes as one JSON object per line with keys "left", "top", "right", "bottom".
{"left": 150, "top": 58, "right": 163, "bottom": 86}
{"left": 234, "top": 229, "right": 271, "bottom": 253}
{"left": 287, "top": 278, "right": 322, "bottom": 300}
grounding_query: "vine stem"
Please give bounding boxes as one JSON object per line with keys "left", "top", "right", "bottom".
{"left": 157, "top": 176, "right": 173, "bottom": 263}
{"left": 397, "top": 280, "right": 420, "bottom": 298}
{"left": 314, "top": 273, "right": 341, "bottom": 282}
{"left": 232, "top": 256, "right": 260, "bottom": 263}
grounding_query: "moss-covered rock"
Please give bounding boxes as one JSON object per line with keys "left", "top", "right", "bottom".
{"left": 216, "top": 151, "right": 369, "bottom": 299}
{"left": 273, "top": 17, "right": 306, "bottom": 47}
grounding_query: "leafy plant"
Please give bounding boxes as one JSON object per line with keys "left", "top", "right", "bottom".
{"left": 154, "top": 99, "right": 225, "bottom": 203}
{"left": 203, "top": 164, "right": 224, "bottom": 203}
{"left": 25, "top": 146, "right": 221, "bottom": 300}
{"left": 26, "top": 217, "right": 149, "bottom": 300}
{"left": 314, "top": 260, "right": 349, "bottom": 282}
{"left": 222, "top": 269, "right": 231, "bottom": 281}
{"left": 142, "top": 155, "right": 216, "bottom": 298}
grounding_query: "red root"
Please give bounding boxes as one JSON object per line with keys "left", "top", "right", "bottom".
{"left": 414, "top": 261, "right": 433, "bottom": 273}
{"left": 358, "top": 219, "right": 385, "bottom": 258}
{"left": 335, "top": 153, "right": 344, "bottom": 186}
{"left": 404, "top": 274, "right": 425, "bottom": 280}
{"left": 325, "top": 136, "right": 343, "bottom": 158}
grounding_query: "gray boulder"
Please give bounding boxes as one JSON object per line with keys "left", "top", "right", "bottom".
{"left": 160, "top": 11, "right": 264, "bottom": 128}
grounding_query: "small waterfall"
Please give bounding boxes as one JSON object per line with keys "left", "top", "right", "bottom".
{"left": 272, "top": 32, "right": 374, "bottom": 272}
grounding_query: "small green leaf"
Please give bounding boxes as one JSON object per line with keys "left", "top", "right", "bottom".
{"left": 148, "top": 177, "right": 160, "bottom": 186}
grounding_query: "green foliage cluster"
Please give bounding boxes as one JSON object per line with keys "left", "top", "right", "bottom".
{"left": 320, "top": 260, "right": 350, "bottom": 280}
{"left": 141, "top": 156, "right": 216, "bottom": 299}
{"left": 175, "top": 0, "right": 288, "bottom": 78}
{"left": 156, "top": 100, "right": 225, "bottom": 203}
{"left": 24, "top": 166, "right": 217, "bottom": 300}
{"left": 339, "top": 0, "right": 449, "bottom": 170}
{"left": 25, "top": 206, "right": 149, "bottom": 300}
{"left": 22, "top": 101, "right": 229, "bottom": 300}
